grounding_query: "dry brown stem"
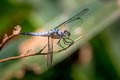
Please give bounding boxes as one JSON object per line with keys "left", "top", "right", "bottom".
{"left": 0, "top": 25, "right": 85, "bottom": 62}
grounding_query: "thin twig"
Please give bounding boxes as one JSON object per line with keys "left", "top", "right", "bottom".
{"left": 0, "top": 44, "right": 47, "bottom": 62}
{"left": 0, "top": 25, "right": 86, "bottom": 62}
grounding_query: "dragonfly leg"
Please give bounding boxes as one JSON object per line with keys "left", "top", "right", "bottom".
{"left": 63, "top": 36, "right": 73, "bottom": 43}
{"left": 62, "top": 38, "right": 71, "bottom": 45}
{"left": 62, "top": 40, "right": 69, "bottom": 45}
{"left": 65, "top": 38, "right": 73, "bottom": 43}
{"left": 63, "top": 35, "right": 73, "bottom": 41}
{"left": 57, "top": 38, "right": 64, "bottom": 48}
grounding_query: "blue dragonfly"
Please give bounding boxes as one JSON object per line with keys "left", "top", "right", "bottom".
{"left": 20, "top": 8, "right": 89, "bottom": 67}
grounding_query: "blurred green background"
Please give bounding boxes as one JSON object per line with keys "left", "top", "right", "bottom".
{"left": 0, "top": 0, "right": 120, "bottom": 80}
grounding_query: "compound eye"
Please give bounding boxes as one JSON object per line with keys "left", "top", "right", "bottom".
{"left": 64, "top": 30, "right": 70, "bottom": 36}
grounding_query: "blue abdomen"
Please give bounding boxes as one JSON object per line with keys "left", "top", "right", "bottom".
{"left": 20, "top": 32, "right": 49, "bottom": 36}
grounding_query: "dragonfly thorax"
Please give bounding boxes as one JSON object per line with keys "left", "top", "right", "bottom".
{"left": 50, "top": 29, "right": 63, "bottom": 39}
{"left": 50, "top": 29, "right": 71, "bottom": 39}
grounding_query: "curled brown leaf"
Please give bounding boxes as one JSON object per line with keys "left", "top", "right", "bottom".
{"left": 0, "top": 25, "right": 21, "bottom": 50}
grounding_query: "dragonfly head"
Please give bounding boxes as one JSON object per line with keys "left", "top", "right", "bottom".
{"left": 63, "top": 30, "right": 71, "bottom": 38}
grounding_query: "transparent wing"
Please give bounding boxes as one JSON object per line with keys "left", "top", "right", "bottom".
{"left": 47, "top": 36, "right": 53, "bottom": 67}
{"left": 54, "top": 8, "right": 89, "bottom": 29}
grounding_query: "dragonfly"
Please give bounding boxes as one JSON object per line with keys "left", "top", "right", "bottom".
{"left": 20, "top": 8, "right": 89, "bottom": 67}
